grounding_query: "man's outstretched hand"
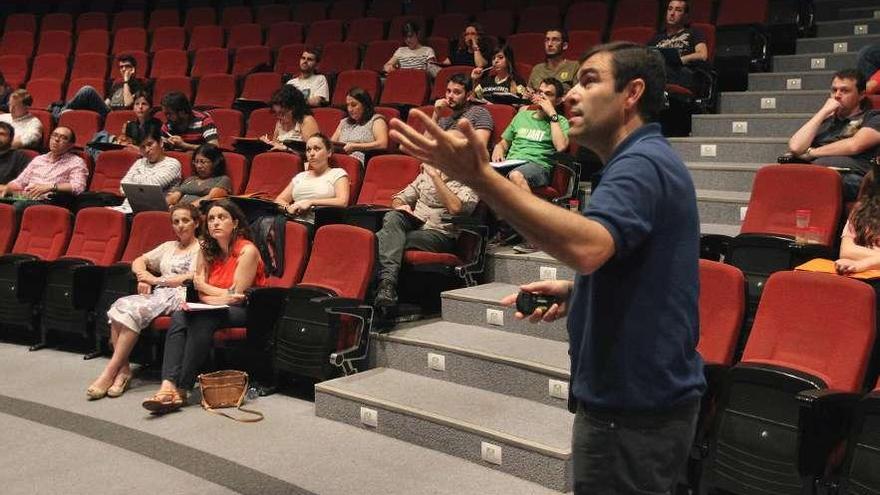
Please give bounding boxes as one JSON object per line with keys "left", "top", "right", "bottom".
{"left": 389, "top": 111, "right": 492, "bottom": 185}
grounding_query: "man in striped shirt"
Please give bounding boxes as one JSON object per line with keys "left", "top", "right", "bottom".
{"left": 0, "top": 126, "right": 88, "bottom": 199}
{"left": 160, "top": 92, "right": 220, "bottom": 152}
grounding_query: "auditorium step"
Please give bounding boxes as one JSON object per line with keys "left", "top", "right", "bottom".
{"left": 696, "top": 189, "right": 751, "bottom": 225}
{"left": 818, "top": 0, "right": 880, "bottom": 20}
{"left": 796, "top": 33, "right": 880, "bottom": 54}
{"left": 670, "top": 136, "right": 788, "bottom": 163}
{"left": 686, "top": 162, "right": 763, "bottom": 192}
{"left": 816, "top": 18, "right": 880, "bottom": 37}
{"left": 441, "top": 282, "right": 568, "bottom": 342}
{"left": 314, "top": 368, "right": 573, "bottom": 492}
{"left": 373, "top": 321, "right": 570, "bottom": 408}
{"left": 718, "top": 90, "right": 826, "bottom": 114}
{"left": 837, "top": 7, "right": 880, "bottom": 20}
{"left": 486, "top": 246, "right": 575, "bottom": 286}
{"left": 691, "top": 114, "right": 811, "bottom": 138}
{"left": 772, "top": 52, "right": 858, "bottom": 72}
{"left": 748, "top": 71, "right": 835, "bottom": 92}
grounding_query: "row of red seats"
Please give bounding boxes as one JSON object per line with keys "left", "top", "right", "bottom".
{"left": 0, "top": 203, "right": 377, "bottom": 378}
{"left": 18, "top": 77, "right": 520, "bottom": 145}
{"left": 1, "top": 0, "right": 767, "bottom": 39}
{"left": 693, "top": 257, "right": 879, "bottom": 493}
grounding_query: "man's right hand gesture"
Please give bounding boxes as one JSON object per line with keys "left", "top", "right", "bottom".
{"left": 820, "top": 98, "right": 841, "bottom": 119}
{"left": 500, "top": 280, "right": 573, "bottom": 323}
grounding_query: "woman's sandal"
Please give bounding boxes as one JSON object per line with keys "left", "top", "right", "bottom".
{"left": 141, "top": 389, "right": 184, "bottom": 414}
{"left": 107, "top": 374, "right": 132, "bottom": 398}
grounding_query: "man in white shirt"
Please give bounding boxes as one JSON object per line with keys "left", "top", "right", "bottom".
{"left": 285, "top": 48, "right": 329, "bottom": 107}
{"left": 0, "top": 89, "right": 43, "bottom": 150}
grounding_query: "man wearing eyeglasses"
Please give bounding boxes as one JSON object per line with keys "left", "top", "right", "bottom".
{"left": 62, "top": 54, "right": 146, "bottom": 117}
{"left": 0, "top": 126, "right": 88, "bottom": 200}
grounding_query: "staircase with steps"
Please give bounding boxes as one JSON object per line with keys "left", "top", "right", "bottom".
{"left": 671, "top": 0, "right": 880, "bottom": 237}
{"left": 313, "top": 1, "right": 880, "bottom": 492}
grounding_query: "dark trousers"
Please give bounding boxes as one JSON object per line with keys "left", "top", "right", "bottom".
{"left": 161, "top": 306, "right": 248, "bottom": 390}
{"left": 572, "top": 399, "right": 700, "bottom": 495}
{"left": 375, "top": 210, "right": 454, "bottom": 283}
{"left": 62, "top": 86, "right": 111, "bottom": 117}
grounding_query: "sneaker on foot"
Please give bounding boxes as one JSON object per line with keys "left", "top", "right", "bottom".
{"left": 374, "top": 280, "right": 398, "bottom": 307}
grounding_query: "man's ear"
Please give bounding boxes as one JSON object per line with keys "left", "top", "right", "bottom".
{"left": 562, "top": 41, "right": 569, "bottom": 52}
{"left": 623, "top": 78, "right": 646, "bottom": 113}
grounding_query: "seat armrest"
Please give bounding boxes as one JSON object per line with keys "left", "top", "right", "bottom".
{"left": 728, "top": 362, "right": 827, "bottom": 391}
{"left": 14, "top": 256, "right": 49, "bottom": 302}
{"left": 700, "top": 234, "right": 733, "bottom": 261}
{"left": 71, "top": 264, "right": 108, "bottom": 309}
{"left": 244, "top": 286, "right": 290, "bottom": 348}
{"left": 797, "top": 388, "right": 861, "bottom": 477}
{"left": 313, "top": 205, "right": 348, "bottom": 229}
{"left": 320, "top": 296, "right": 374, "bottom": 376}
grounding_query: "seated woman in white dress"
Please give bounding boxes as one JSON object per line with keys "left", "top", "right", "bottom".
{"left": 274, "top": 133, "right": 350, "bottom": 231}
{"left": 260, "top": 85, "right": 319, "bottom": 152}
{"left": 331, "top": 87, "right": 388, "bottom": 166}
{"left": 114, "top": 120, "right": 182, "bottom": 214}
{"left": 86, "top": 203, "right": 201, "bottom": 400}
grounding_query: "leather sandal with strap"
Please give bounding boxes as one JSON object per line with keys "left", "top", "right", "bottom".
{"left": 141, "top": 389, "right": 184, "bottom": 414}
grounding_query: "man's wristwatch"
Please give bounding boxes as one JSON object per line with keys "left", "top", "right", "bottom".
{"left": 549, "top": 114, "right": 560, "bottom": 123}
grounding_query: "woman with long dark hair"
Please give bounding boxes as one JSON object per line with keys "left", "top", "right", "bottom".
{"left": 142, "top": 199, "right": 266, "bottom": 414}
{"left": 331, "top": 87, "right": 388, "bottom": 165}
{"left": 443, "top": 22, "right": 492, "bottom": 68}
{"left": 260, "top": 85, "right": 319, "bottom": 152}
{"left": 471, "top": 45, "right": 527, "bottom": 102}
{"left": 836, "top": 160, "right": 880, "bottom": 274}
{"left": 166, "top": 143, "right": 232, "bottom": 208}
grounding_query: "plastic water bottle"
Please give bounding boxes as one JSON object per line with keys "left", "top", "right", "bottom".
{"left": 246, "top": 386, "right": 259, "bottom": 401}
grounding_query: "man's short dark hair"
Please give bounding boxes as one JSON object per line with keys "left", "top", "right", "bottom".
{"left": 834, "top": 69, "right": 867, "bottom": 93}
{"left": 117, "top": 54, "right": 137, "bottom": 68}
{"left": 161, "top": 91, "right": 192, "bottom": 114}
{"left": 0, "top": 121, "right": 14, "bottom": 140}
{"left": 540, "top": 77, "right": 565, "bottom": 98}
{"left": 668, "top": 0, "right": 690, "bottom": 14}
{"left": 580, "top": 42, "right": 666, "bottom": 122}
{"left": 448, "top": 73, "right": 473, "bottom": 93}
{"left": 547, "top": 28, "right": 569, "bottom": 44}
{"left": 302, "top": 46, "right": 321, "bottom": 63}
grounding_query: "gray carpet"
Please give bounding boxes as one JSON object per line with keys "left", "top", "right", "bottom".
{"left": 0, "top": 343, "right": 563, "bottom": 495}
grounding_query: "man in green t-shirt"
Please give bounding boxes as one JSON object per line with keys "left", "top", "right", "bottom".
{"left": 492, "top": 78, "right": 570, "bottom": 193}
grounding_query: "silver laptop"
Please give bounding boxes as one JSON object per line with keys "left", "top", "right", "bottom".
{"left": 121, "top": 183, "right": 168, "bottom": 213}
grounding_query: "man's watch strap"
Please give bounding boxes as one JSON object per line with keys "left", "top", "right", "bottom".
{"left": 549, "top": 114, "right": 560, "bottom": 122}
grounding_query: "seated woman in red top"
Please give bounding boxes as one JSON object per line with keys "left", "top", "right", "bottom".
{"left": 142, "top": 199, "right": 266, "bottom": 414}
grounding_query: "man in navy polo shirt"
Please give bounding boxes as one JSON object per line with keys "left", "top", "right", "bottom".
{"left": 388, "top": 41, "right": 705, "bottom": 494}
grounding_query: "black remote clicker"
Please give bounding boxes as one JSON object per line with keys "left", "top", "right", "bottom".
{"left": 515, "top": 291, "right": 562, "bottom": 315}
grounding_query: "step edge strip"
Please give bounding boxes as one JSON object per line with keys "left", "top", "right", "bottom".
{"left": 377, "top": 333, "right": 571, "bottom": 379}
{"left": 315, "top": 381, "right": 572, "bottom": 459}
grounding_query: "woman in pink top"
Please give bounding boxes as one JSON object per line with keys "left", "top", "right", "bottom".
{"left": 836, "top": 162, "right": 880, "bottom": 274}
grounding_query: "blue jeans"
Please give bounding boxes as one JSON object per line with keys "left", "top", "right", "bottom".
{"left": 63, "top": 86, "right": 110, "bottom": 117}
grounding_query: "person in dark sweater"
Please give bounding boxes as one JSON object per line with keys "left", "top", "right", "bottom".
{"left": 0, "top": 122, "right": 30, "bottom": 185}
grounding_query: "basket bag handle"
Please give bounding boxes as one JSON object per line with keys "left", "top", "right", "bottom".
{"left": 197, "top": 370, "right": 264, "bottom": 423}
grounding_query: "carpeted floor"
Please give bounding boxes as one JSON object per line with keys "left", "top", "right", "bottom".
{"left": 0, "top": 342, "right": 564, "bottom": 495}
